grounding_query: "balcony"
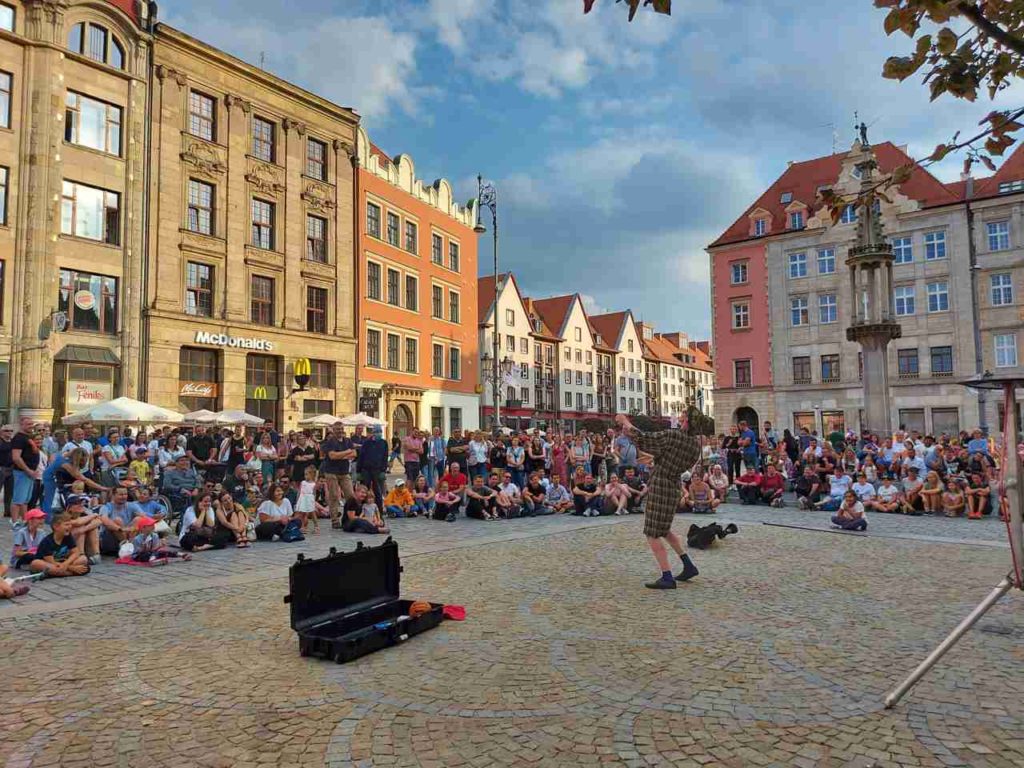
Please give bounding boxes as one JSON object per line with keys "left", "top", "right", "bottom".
{"left": 505, "top": 399, "right": 524, "bottom": 410}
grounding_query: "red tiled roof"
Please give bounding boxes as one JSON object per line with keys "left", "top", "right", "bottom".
{"left": 477, "top": 274, "right": 499, "bottom": 323}
{"left": 588, "top": 311, "right": 628, "bottom": 350}
{"left": 107, "top": 0, "right": 141, "bottom": 25}
{"left": 642, "top": 336, "right": 680, "bottom": 365}
{"left": 971, "top": 143, "right": 1024, "bottom": 199}
{"left": 532, "top": 295, "right": 577, "bottom": 339}
{"left": 369, "top": 142, "right": 391, "bottom": 167}
{"left": 522, "top": 297, "right": 560, "bottom": 340}
{"left": 710, "top": 141, "right": 961, "bottom": 248}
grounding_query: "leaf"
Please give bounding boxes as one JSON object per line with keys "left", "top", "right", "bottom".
{"left": 883, "top": 8, "right": 902, "bottom": 35}
{"left": 648, "top": 0, "right": 671, "bottom": 14}
{"left": 929, "top": 143, "right": 951, "bottom": 162}
{"left": 981, "top": 155, "right": 998, "bottom": 172}
{"left": 626, "top": 0, "right": 641, "bottom": 21}
{"left": 583, "top": 0, "right": 597, "bottom": 12}
{"left": 936, "top": 27, "right": 957, "bottom": 55}
{"left": 891, "top": 164, "right": 913, "bottom": 184}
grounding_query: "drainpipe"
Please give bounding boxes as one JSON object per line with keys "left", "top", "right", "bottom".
{"left": 139, "top": 2, "right": 157, "bottom": 400}
{"left": 965, "top": 174, "right": 987, "bottom": 433}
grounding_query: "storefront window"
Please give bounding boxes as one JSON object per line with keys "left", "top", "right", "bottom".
{"left": 178, "top": 347, "right": 219, "bottom": 412}
{"left": 58, "top": 269, "right": 117, "bottom": 333}
{"left": 302, "top": 399, "right": 333, "bottom": 417}
{"left": 62, "top": 364, "right": 114, "bottom": 414}
{"left": 246, "top": 353, "right": 280, "bottom": 426}
{"left": 792, "top": 412, "right": 816, "bottom": 434}
{"left": 821, "top": 411, "right": 845, "bottom": 436}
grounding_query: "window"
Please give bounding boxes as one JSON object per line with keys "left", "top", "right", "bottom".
{"left": 0, "top": 167, "right": 6, "bottom": 226}
{"left": 386, "top": 268, "right": 400, "bottom": 306}
{"left": 404, "top": 221, "right": 418, "bottom": 254}
{"left": 432, "top": 344, "right": 444, "bottom": 377}
{"left": 754, "top": 218, "right": 767, "bottom": 236}
{"left": 306, "top": 286, "right": 327, "bottom": 333}
{"left": 894, "top": 285, "right": 915, "bottom": 316}
{"left": 924, "top": 230, "right": 946, "bottom": 260}
{"left": 0, "top": 4, "right": 12, "bottom": 31}
{"left": 926, "top": 281, "right": 949, "bottom": 312}
{"left": 449, "top": 291, "right": 460, "bottom": 323}
{"left": 819, "top": 293, "right": 837, "bottom": 324}
{"left": 991, "top": 273, "right": 1013, "bottom": 306}
{"left": 619, "top": 375, "right": 625, "bottom": 388}
{"left": 58, "top": 269, "right": 117, "bottom": 333}
{"left": 449, "top": 241, "right": 460, "bottom": 272}
{"left": 405, "top": 275, "right": 418, "bottom": 312}
{"left": 250, "top": 198, "right": 274, "bottom": 249}
{"left": 817, "top": 248, "right": 835, "bottom": 275}
{"left": 187, "top": 91, "right": 215, "bottom": 141}
{"left": 306, "top": 215, "right": 327, "bottom": 262}
{"left": 386, "top": 333, "right": 400, "bottom": 371}
{"left": 178, "top": 347, "right": 219, "bottom": 412}
{"left": 405, "top": 338, "right": 417, "bottom": 373}
{"left": 790, "top": 296, "right": 808, "bottom": 326}
{"left": 366, "top": 202, "right": 381, "bottom": 238}
{"left": 731, "top": 262, "right": 748, "bottom": 284}
{"left": 449, "top": 348, "right": 461, "bottom": 380}
{"left": 520, "top": 387, "right": 529, "bottom": 405}
{"left": 386, "top": 212, "right": 400, "bottom": 246}
{"left": 367, "top": 329, "right": 381, "bottom": 367}
{"left": 251, "top": 116, "right": 275, "bottom": 162}
{"left": 587, "top": 394, "right": 594, "bottom": 409}
{"left": 734, "top": 359, "right": 751, "bottom": 388}
{"left": 987, "top": 220, "right": 1010, "bottom": 251}
{"left": 932, "top": 407, "right": 960, "bottom": 436}
{"left": 996, "top": 334, "right": 1018, "bottom": 367}
{"left": 519, "top": 362, "right": 529, "bottom": 379}
{"left": 185, "top": 262, "right": 213, "bottom": 317}
{"left": 931, "top": 346, "right": 953, "bottom": 376}
{"left": 577, "top": 393, "right": 584, "bottom": 411}
{"left": 431, "top": 233, "right": 443, "bottom": 264}
{"left": 732, "top": 302, "right": 750, "bottom": 329}
{"left": 891, "top": 236, "right": 912, "bottom": 264}
{"left": 627, "top": 339, "right": 635, "bottom": 353}
{"left": 586, "top": 351, "right": 592, "bottom": 364}
{"left": 565, "top": 346, "right": 572, "bottom": 362}
{"left": 578, "top": 350, "right": 584, "bottom": 364}
{"left": 64, "top": 92, "right": 121, "bottom": 155}
{"left": 618, "top": 396, "right": 626, "bottom": 411}
{"left": 367, "top": 262, "right": 381, "bottom": 301}
{"left": 789, "top": 252, "right": 807, "bottom": 278}
{"left": 431, "top": 285, "right": 443, "bottom": 318}
{"left": 250, "top": 276, "right": 274, "bottom": 325}
{"left": 792, "top": 356, "right": 811, "bottom": 384}
{"left": 586, "top": 372, "right": 593, "bottom": 385}
{"left": 505, "top": 309, "right": 515, "bottom": 325}
{"left": 821, "top": 354, "right": 840, "bottom": 383}
{"left": 567, "top": 370, "right": 573, "bottom": 385}
{"left": 897, "top": 348, "right": 919, "bottom": 378}
{"left": 61, "top": 181, "right": 119, "bottom": 244}
{"left": 310, "top": 359, "right": 335, "bottom": 389}
{"left": 840, "top": 204, "right": 857, "bottom": 224}
{"left": 576, "top": 371, "right": 583, "bottom": 385}
{"left": 567, "top": 392, "right": 575, "bottom": 408}
{"left": 67, "top": 23, "right": 124, "bottom": 69}
{"left": 187, "top": 179, "right": 214, "bottom": 235}
{"left": 306, "top": 138, "right": 326, "bottom": 180}
{"left": 789, "top": 211, "right": 804, "bottom": 229}
{"left": 0, "top": 71, "right": 9, "bottom": 130}
{"left": 520, "top": 338, "right": 529, "bottom": 354}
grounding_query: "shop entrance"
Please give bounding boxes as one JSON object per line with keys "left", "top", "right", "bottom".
{"left": 392, "top": 404, "right": 414, "bottom": 439}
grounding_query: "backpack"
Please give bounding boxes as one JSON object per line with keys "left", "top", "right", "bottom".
{"left": 279, "top": 519, "right": 305, "bottom": 543}
{"left": 687, "top": 522, "right": 738, "bottom": 550}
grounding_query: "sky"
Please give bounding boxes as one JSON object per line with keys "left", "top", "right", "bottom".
{"left": 162, "top": 0, "right": 1023, "bottom": 339}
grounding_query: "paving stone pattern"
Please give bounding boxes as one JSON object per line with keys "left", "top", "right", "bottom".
{"left": 2, "top": 505, "right": 1023, "bottom": 767}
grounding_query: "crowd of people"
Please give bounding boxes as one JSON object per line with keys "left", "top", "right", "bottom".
{"left": 0, "top": 413, "right": 1006, "bottom": 599}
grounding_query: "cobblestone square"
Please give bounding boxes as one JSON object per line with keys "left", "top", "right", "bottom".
{"left": 2, "top": 508, "right": 1023, "bottom": 767}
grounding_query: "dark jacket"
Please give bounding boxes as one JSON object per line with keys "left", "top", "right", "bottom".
{"left": 360, "top": 437, "right": 388, "bottom": 473}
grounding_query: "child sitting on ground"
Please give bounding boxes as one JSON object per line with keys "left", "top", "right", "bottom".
{"left": 433, "top": 481, "right": 461, "bottom": 522}
{"left": 130, "top": 517, "right": 191, "bottom": 563}
{"left": 11, "top": 508, "right": 48, "bottom": 569}
{"left": 942, "top": 479, "right": 966, "bottom": 518}
{"left": 29, "top": 515, "right": 90, "bottom": 578}
{"left": 361, "top": 495, "right": 387, "bottom": 530}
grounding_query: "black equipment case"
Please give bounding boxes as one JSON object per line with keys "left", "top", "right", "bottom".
{"left": 284, "top": 537, "right": 443, "bottom": 663}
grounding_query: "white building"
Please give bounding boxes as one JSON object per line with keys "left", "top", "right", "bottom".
{"left": 591, "top": 312, "right": 646, "bottom": 415}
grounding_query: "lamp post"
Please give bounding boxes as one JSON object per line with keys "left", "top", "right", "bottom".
{"left": 475, "top": 174, "right": 500, "bottom": 431}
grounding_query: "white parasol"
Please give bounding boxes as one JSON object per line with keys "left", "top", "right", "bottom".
{"left": 298, "top": 413, "right": 343, "bottom": 427}
{"left": 213, "top": 410, "right": 266, "bottom": 426}
{"left": 62, "top": 397, "right": 185, "bottom": 426}
{"left": 184, "top": 409, "right": 219, "bottom": 424}
{"left": 340, "top": 412, "right": 388, "bottom": 428}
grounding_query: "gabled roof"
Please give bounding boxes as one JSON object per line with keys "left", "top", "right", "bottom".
{"left": 710, "top": 141, "right": 961, "bottom": 248}
{"left": 478, "top": 273, "right": 533, "bottom": 331}
{"left": 970, "top": 143, "right": 1024, "bottom": 199}
{"left": 522, "top": 297, "right": 561, "bottom": 341}
{"left": 589, "top": 311, "right": 630, "bottom": 351}
{"left": 532, "top": 295, "right": 577, "bottom": 338}
{"left": 642, "top": 336, "right": 683, "bottom": 366}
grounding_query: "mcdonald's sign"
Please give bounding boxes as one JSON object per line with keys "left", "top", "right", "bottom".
{"left": 294, "top": 357, "right": 311, "bottom": 391}
{"left": 246, "top": 385, "right": 278, "bottom": 400}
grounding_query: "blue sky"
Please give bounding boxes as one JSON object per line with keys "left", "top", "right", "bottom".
{"left": 163, "top": 0, "right": 1022, "bottom": 338}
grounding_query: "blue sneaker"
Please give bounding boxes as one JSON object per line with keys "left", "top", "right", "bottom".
{"left": 675, "top": 554, "right": 699, "bottom": 582}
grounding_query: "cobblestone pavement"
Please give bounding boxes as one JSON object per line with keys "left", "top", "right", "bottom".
{"left": 2, "top": 505, "right": 1023, "bottom": 767}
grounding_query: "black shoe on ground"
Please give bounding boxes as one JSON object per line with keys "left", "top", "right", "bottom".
{"left": 644, "top": 575, "right": 677, "bottom": 590}
{"left": 675, "top": 554, "right": 699, "bottom": 582}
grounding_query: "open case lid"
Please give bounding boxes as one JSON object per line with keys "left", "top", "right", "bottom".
{"left": 285, "top": 536, "right": 402, "bottom": 631}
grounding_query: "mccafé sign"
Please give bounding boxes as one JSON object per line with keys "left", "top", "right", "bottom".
{"left": 194, "top": 331, "right": 274, "bottom": 351}
{"left": 179, "top": 382, "right": 218, "bottom": 397}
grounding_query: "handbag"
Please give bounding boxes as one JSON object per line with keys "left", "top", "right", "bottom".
{"left": 279, "top": 519, "right": 305, "bottom": 543}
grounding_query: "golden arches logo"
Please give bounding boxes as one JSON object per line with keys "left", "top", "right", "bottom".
{"left": 252, "top": 386, "right": 269, "bottom": 400}
{"left": 294, "top": 358, "right": 312, "bottom": 378}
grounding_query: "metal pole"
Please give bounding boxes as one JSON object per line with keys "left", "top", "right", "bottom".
{"left": 884, "top": 575, "right": 1013, "bottom": 708}
{"left": 1002, "top": 381, "right": 1024, "bottom": 587}
{"left": 491, "top": 197, "right": 500, "bottom": 432}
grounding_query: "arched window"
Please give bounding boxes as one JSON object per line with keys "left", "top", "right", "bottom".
{"left": 67, "top": 22, "right": 126, "bottom": 70}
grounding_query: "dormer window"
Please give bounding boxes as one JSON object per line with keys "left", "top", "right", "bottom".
{"left": 754, "top": 218, "right": 768, "bottom": 236}
{"left": 999, "top": 180, "right": 1024, "bottom": 194}
{"left": 780, "top": 192, "right": 792, "bottom": 204}
{"left": 789, "top": 211, "right": 804, "bottom": 229}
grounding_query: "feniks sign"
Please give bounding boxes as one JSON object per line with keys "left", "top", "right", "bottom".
{"left": 194, "top": 331, "right": 274, "bottom": 352}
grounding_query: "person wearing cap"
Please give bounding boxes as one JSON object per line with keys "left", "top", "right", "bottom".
{"left": 383, "top": 479, "right": 415, "bottom": 518}
{"left": 10, "top": 508, "right": 47, "bottom": 569}
{"left": 130, "top": 517, "right": 191, "bottom": 563}
{"left": 29, "top": 514, "right": 89, "bottom": 578}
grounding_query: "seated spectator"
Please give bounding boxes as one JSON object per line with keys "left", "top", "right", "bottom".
{"left": 29, "top": 515, "right": 90, "bottom": 577}
{"left": 688, "top": 474, "right": 719, "bottom": 514}
{"left": 384, "top": 479, "right": 416, "bottom": 518}
{"left": 278, "top": 477, "right": 299, "bottom": 508}
{"left": 341, "top": 485, "right": 389, "bottom": 533}
{"left": 440, "top": 462, "right": 468, "bottom": 500}
{"left": 794, "top": 466, "right": 821, "bottom": 510}
{"left": 465, "top": 474, "right": 498, "bottom": 520}
{"left": 543, "top": 474, "right": 572, "bottom": 515}
{"left": 851, "top": 473, "right": 876, "bottom": 504}
{"left": 831, "top": 490, "right": 867, "bottom": 531}
{"left": 222, "top": 464, "right": 249, "bottom": 505}
{"left": 942, "top": 479, "right": 966, "bottom": 517}
{"left": 622, "top": 466, "right": 649, "bottom": 512}
{"left": 412, "top": 475, "right": 436, "bottom": 518}
{"left": 179, "top": 493, "right": 230, "bottom": 550}
{"left": 706, "top": 464, "right": 728, "bottom": 503}
{"left": 735, "top": 466, "right": 762, "bottom": 505}
{"left": 255, "top": 484, "right": 296, "bottom": 541}
{"left": 433, "top": 481, "right": 461, "bottom": 522}
{"left": 99, "top": 487, "right": 143, "bottom": 556}
{"left": 133, "top": 486, "right": 167, "bottom": 522}
{"left": 901, "top": 468, "right": 924, "bottom": 515}
{"left": 758, "top": 464, "right": 785, "bottom": 507}
{"left": 869, "top": 476, "right": 901, "bottom": 514}
{"left": 498, "top": 472, "right": 522, "bottom": 516}
{"left": 677, "top": 480, "right": 691, "bottom": 514}
{"left": 814, "top": 467, "right": 851, "bottom": 512}
{"left": 163, "top": 456, "right": 201, "bottom": 506}
{"left": 572, "top": 473, "right": 603, "bottom": 517}
{"left": 11, "top": 508, "right": 48, "bottom": 569}
{"left": 966, "top": 429, "right": 990, "bottom": 456}
{"left": 489, "top": 474, "right": 516, "bottom": 518}
{"left": 521, "top": 472, "right": 548, "bottom": 517}
{"left": 920, "top": 470, "right": 944, "bottom": 514}
{"left": 215, "top": 491, "right": 251, "bottom": 547}
{"left": 861, "top": 455, "right": 879, "bottom": 485}
{"left": 603, "top": 474, "right": 631, "bottom": 516}
{"left": 965, "top": 471, "right": 991, "bottom": 519}
{"left": 131, "top": 517, "right": 191, "bottom": 563}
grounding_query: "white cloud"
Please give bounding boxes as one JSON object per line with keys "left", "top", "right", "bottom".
{"left": 579, "top": 294, "right": 609, "bottom": 316}
{"left": 426, "top": 0, "right": 489, "bottom": 53}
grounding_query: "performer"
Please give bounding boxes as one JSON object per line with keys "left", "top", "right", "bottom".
{"left": 615, "top": 413, "right": 700, "bottom": 589}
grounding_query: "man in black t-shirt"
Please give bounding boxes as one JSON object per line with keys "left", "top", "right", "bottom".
{"left": 321, "top": 423, "right": 356, "bottom": 529}
{"left": 186, "top": 426, "right": 219, "bottom": 480}
{"left": 446, "top": 430, "right": 469, "bottom": 468}
{"left": 10, "top": 416, "right": 41, "bottom": 525}
{"left": 288, "top": 433, "right": 319, "bottom": 482}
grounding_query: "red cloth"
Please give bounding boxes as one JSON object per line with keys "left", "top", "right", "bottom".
{"left": 442, "top": 605, "right": 466, "bottom": 621}
{"left": 759, "top": 473, "right": 784, "bottom": 493}
{"left": 441, "top": 472, "right": 467, "bottom": 492}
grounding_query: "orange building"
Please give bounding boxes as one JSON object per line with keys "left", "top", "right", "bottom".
{"left": 354, "top": 127, "right": 479, "bottom": 439}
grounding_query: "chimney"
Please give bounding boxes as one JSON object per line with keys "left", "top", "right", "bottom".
{"left": 960, "top": 170, "right": 975, "bottom": 200}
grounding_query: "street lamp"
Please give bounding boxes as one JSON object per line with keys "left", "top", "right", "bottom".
{"left": 475, "top": 174, "right": 500, "bottom": 431}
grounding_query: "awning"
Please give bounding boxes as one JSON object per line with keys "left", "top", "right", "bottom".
{"left": 54, "top": 345, "right": 121, "bottom": 365}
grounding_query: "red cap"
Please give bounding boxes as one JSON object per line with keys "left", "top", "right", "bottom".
{"left": 24, "top": 508, "right": 45, "bottom": 520}
{"left": 135, "top": 516, "right": 156, "bottom": 528}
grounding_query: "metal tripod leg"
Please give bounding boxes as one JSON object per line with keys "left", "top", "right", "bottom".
{"left": 884, "top": 575, "right": 1014, "bottom": 709}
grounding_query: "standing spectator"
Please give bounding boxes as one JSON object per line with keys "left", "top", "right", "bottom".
{"left": 349, "top": 425, "right": 366, "bottom": 476}
{"left": 527, "top": 434, "right": 548, "bottom": 475}
{"left": 738, "top": 420, "right": 758, "bottom": 473}
{"left": 614, "top": 429, "right": 639, "bottom": 474}
{"left": 465, "top": 431, "right": 488, "bottom": 482}
{"left": 220, "top": 426, "right": 248, "bottom": 474}
{"left": 550, "top": 435, "right": 569, "bottom": 486}
{"left": 402, "top": 429, "right": 425, "bottom": 485}
{"left": 425, "top": 427, "right": 447, "bottom": 489}
{"left": 287, "top": 432, "right": 319, "bottom": 484}
{"left": 320, "top": 423, "right": 356, "bottom": 530}
{"left": 186, "top": 425, "right": 219, "bottom": 481}
{"left": 10, "top": 416, "right": 41, "bottom": 527}
{"left": 488, "top": 436, "right": 508, "bottom": 478}
{"left": 506, "top": 436, "right": 527, "bottom": 490}
{"left": 722, "top": 426, "right": 741, "bottom": 484}
{"left": 445, "top": 428, "right": 469, "bottom": 469}
{"left": 782, "top": 429, "right": 800, "bottom": 463}
{"left": 388, "top": 434, "right": 402, "bottom": 471}
{"left": 358, "top": 427, "right": 389, "bottom": 512}
{"left": 255, "top": 432, "right": 278, "bottom": 488}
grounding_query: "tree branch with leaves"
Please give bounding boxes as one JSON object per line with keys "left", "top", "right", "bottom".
{"left": 582, "top": 0, "right": 671, "bottom": 22}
